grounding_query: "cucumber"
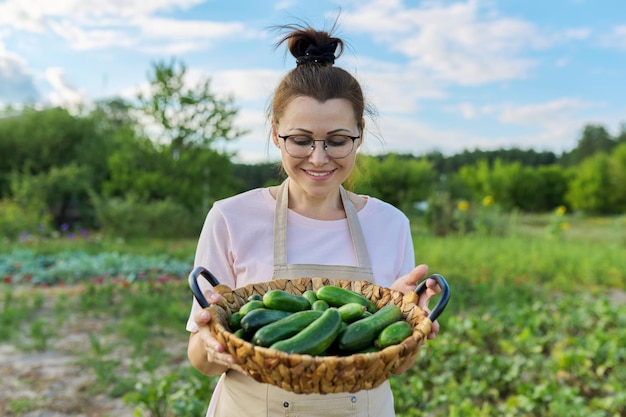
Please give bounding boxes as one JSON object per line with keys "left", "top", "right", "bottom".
{"left": 311, "top": 299, "right": 329, "bottom": 311}
{"left": 376, "top": 320, "right": 413, "bottom": 349}
{"left": 357, "top": 345, "right": 381, "bottom": 354}
{"left": 240, "top": 308, "right": 292, "bottom": 333}
{"left": 233, "top": 328, "right": 248, "bottom": 340}
{"left": 228, "top": 311, "right": 243, "bottom": 331}
{"left": 338, "top": 304, "right": 403, "bottom": 352}
{"left": 252, "top": 310, "right": 323, "bottom": 347}
{"left": 316, "top": 285, "right": 377, "bottom": 313}
{"left": 337, "top": 302, "right": 367, "bottom": 323}
{"left": 302, "top": 290, "right": 318, "bottom": 306}
{"left": 263, "top": 290, "right": 311, "bottom": 313}
{"left": 247, "top": 294, "right": 263, "bottom": 302}
{"left": 238, "top": 299, "right": 265, "bottom": 316}
{"left": 269, "top": 308, "right": 343, "bottom": 355}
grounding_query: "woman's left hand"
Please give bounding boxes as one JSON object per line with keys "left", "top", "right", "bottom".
{"left": 390, "top": 264, "right": 441, "bottom": 339}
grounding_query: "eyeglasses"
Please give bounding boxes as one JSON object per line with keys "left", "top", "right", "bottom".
{"left": 277, "top": 134, "right": 360, "bottom": 159}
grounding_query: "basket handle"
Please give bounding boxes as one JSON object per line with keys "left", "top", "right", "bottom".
{"left": 189, "top": 266, "right": 451, "bottom": 321}
{"left": 414, "top": 274, "right": 450, "bottom": 322}
{"left": 189, "top": 266, "right": 221, "bottom": 309}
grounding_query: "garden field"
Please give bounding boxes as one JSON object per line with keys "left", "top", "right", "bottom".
{"left": 1, "top": 213, "right": 625, "bottom": 417}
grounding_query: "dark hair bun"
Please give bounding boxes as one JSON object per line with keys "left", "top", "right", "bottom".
{"left": 277, "top": 26, "right": 344, "bottom": 66}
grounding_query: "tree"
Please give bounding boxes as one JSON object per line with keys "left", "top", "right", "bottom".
{"left": 561, "top": 124, "right": 615, "bottom": 167}
{"left": 122, "top": 59, "right": 247, "bottom": 215}
{"left": 352, "top": 154, "right": 436, "bottom": 213}
{"left": 0, "top": 106, "right": 118, "bottom": 228}
{"left": 136, "top": 58, "right": 244, "bottom": 154}
{"left": 566, "top": 152, "right": 615, "bottom": 214}
{"left": 458, "top": 159, "right": 569, "bottom": 212}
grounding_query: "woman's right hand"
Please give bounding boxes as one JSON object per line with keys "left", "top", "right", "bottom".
{"left": 190, "top": 290, "right": 246, "bottom": 375}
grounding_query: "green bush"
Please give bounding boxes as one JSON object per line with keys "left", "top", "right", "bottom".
{"left": 92, "top": 194, "right": 202, "bottom": 238}
{"left": 0, "top": 199, "right": 51, "bottom": 239}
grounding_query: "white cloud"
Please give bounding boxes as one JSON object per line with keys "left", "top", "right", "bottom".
{"left": 496, "top": 98, "right": 596, "bottom": 127}
{"left": 599, "top": 25, "right": 626, "bottom": 50}
{"left": 0, "top": 0, "right": 204, "bottom": 31}
{"left": 47, "top": 19, "right": 136, "bottom": 50}
{"left": 340, "top": 0, "right": 588, "bottom": 85}
{"left": 0, "top": 46, "right": 40, "bottom": 103}
{"left": 0, "top": 0, "right": 252, "bottom": 53}
{"left": 45, "top": 67, "right": 87, "bottom": 107}
{"left": 209, "top": 69, "right": 282, "bottom": 103}
{"left": 352, "top": 56, "right": 446, "bottom": 114}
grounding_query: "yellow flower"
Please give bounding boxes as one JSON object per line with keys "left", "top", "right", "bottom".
{"left": 560, "top": 222, "right": 570, "bottom": 230}
{"left": 482, "top": 196, "right": 494, "bottom": 207}
{"left": 457, "top": 200, "right": 469, "bottom": 211}
{"left": 556, "top": 205, "right": 567, "bottom": 216}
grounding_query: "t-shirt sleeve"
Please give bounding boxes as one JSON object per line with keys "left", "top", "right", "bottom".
{"left": 399, "top": 217, "right": 416, "bottom": 277}
{"left": 186, "top": 203, "right": 237, "bottom": 332}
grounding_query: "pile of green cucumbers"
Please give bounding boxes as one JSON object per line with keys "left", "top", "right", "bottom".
{"left": 227, "top": 286, "right": 413, "bottom": 356}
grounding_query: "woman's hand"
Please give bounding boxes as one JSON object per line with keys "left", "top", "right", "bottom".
{"left": 188, "top": 290, "right": 245, "bottom": 375}
{"left": 390, "top": 264, "right": 441, "bottom": 339}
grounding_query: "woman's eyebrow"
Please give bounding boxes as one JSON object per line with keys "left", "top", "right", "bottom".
{"left": 287, "top": 127, "right": 353, "bottom": 134}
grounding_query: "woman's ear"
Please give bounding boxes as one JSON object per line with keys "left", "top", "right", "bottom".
{"left": 271, "top": 120, "right": 280, "bottom": 148}
{"left": 356, "top": 118, "right": 366, "bottom": 150}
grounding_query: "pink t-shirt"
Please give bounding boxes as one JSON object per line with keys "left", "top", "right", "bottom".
{"left": 186, "top": 187, "right": 415, "bottom": 332}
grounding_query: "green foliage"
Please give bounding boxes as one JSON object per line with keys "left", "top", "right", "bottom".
{"left": 0, "top": 249, "right": 191, "bottom": 286}
{"left": 566, "top": 146, "right": 626, "bottom": 215}
{"left": 136, "top": 58, "right": 244, "bottom": 151}
{"left": 424, "top": 191, "right": 456, "bottom": 236}
{"left": 0, "top": 198, "right": 51, "bottom": 239}
{"left": 104, "top": 141, "right": 240, "bottom": 216}
{"left": 353, "top": 153, "right": 436, "bottom": 212}
{"left": 415, "top": 227, "right": 626, "bottom": 293}
{"left": 233, "top": 162, "right": 283, "bottom": 190}
{"left": 425, "top": 148, "right": 559, "bottom": 174}
{"left": 561, "top": 124, "right": 616, "bottom": 167}
{"left": 124, "top": 369, "right": 217, "bottom": 417}
{"left": 457, "top": 159, "right": 569, "bottom": 212}
{"left": 424, "top": 194, "right": 511, "bottom": 237}
{"left": 393, "top": 295, "right": 626, "bottom": 416}
{"left": 10, "top": 163, "right": 95, "bottom": 228}
{"left": 544, "top": 206, "right": 570, "bottom": 239}
{"left": 92, "top": 193, "right": 202, "bottom": 239}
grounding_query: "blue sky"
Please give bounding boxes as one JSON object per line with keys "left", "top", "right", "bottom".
{"left": 1, "top": 0, "right": 625, "bottom": 163}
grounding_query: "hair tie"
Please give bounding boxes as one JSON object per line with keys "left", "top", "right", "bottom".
{"left": 296, "top": 42, "right": 337, "bottom": 66}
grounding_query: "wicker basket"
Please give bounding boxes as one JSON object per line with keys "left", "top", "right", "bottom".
{"left": 189, "top": 268, "right": 448, "bottom": 394}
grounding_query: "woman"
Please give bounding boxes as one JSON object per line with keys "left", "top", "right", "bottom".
{"left": 187, "top": 23, "right": 441, "bottom": 417}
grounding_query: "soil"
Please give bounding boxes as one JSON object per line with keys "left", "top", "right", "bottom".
{"left": 0, "top": 344, "right": 132, "bottom": 417}
{"left": 0, "top": 287, "right": 190, "bottom": 417}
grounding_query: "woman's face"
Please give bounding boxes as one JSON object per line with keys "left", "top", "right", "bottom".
{"left": 273, "top": 96, "right": 362, "bottom": 201}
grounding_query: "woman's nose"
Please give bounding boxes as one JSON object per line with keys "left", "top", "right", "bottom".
{"left": 308, "top": 142, "right": 330, "bottom": 165}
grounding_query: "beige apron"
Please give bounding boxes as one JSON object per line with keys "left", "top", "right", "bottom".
{"left": 212, "top": 179, "right": 395, "bottom": 416}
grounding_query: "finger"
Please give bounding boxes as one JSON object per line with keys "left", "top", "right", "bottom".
{"left": 203, "top": 339, "right": 243, "bottom": 371}
{"left": 194, "top": 309, "right": 212, "bottom": 326}
{"left": 408, "top": 264, "right": 428, "bottom": 285}
{"left": 203, "top": 290, "right": 222, "bottom": 304}
{"left": 426, "top": 277, "right": 441, "bottom": 294}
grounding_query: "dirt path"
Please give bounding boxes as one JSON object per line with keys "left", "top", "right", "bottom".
{"left": 0, "top": 286, "right": 190, "bottom": 417}
{"left": 0, "top": 343, "right": 134, "bottom": 417}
